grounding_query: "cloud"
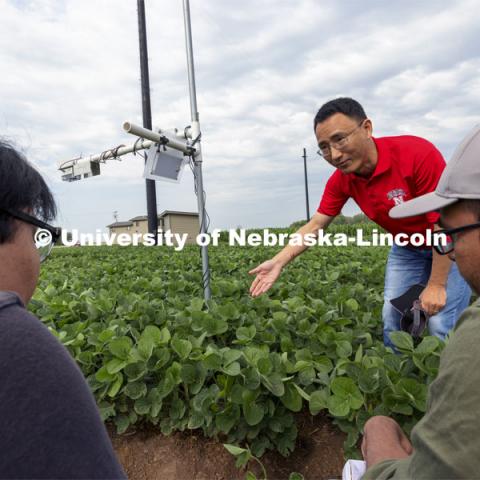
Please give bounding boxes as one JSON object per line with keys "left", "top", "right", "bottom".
{"left": 1, "top": 0, "right": 479, "bottom": 233}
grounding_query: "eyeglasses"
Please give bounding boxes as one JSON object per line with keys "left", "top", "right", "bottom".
{"left": 317, "top": 121, "right": 364, "bottom": 159}
{"left": 0, "top": 208, "right": 61, "bottom": 262}
{"left": 434, "top": 221, "right": 480, "bottom": 255}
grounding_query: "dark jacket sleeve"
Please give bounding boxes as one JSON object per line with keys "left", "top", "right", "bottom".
{"left": 0, "top": 305, "right": 126, "bottom": 479}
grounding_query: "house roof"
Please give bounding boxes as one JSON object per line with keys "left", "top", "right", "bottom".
{"left": 106, "top": 221, "right": 133, "bottom": 228}
{"left": 107, "top": 211, "right": 199, "bottom": 228}
{"left": 158, "top": 210, "right": 199, "bottom": 218}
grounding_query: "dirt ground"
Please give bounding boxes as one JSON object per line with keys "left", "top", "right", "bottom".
{"left": 109, "top": 412, "right": 346, "bottom": 480}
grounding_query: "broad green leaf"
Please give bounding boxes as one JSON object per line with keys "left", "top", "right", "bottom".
{"left": 223, "top": 349, "right": 243, "bottom": 366}
{"left": 203, "top": 352, "right": 223, "bottom": 370}
{"left": 171, "top": 337, "right": 192, "bottom": 360}
{"left": 345, "top": 298, "right": 359, "bottom": 311}
{"left": 95, "top": 366, "right": 116, "bottom": 383}
{"left": 335, "top": 341, "right": 353, "bottom": 359}
{"left": 134, "top": 397, "right": 151, "bottom": 415}
{"left": 415, "top": 336, "right": 440, "bottom": 355}
{"left": 169, "top": 398, "right": 186, "bottom": 420}
{"left": 243, "top": 401, "right": 264, "bottom": 426}
{"left": 188, "top": 412, "right": 205, "bottom": 429}
{"left": 114, "top": 414, "right": 130, "bottom": 434}
{"left": 262, "top": 373, "right": 285, "bottom": 397}
{"left": 236, "top": 325, "right": 256, "bottom": 342}
{"left": 280, "top": 383, "right": 302, "bottom": 412}
{"left": 292, "top": 383, "right": 311, "bottom": 401}
{"left": 309, "top": 389, "right": 329, "bottom": 415}
{"left": 235, "top": 451, "right": 251, "bottom": 469}
{"left": 223, "top": 443, "right": 247, "bottom": 456}
{"left": 105, "top": 358, "right": 128, "bottom": 374}
{"left": 354, "top": 344, "right": 363, "bottom": 363}
{"left": 389, "top": 331, "right": 414, "bottom": 351}
{"left": 330, "top": 377, "right": 364, "bottom": 410}
{"left": 257, "top": 357, "right": 273, "bottom": 375}
{"left": 327, "top": 394, "right": 350, "bottom": 417}
{"left": 383, "top": 353, "right": 402, "bottom": 372}
{"left": 216, "top": 405, "right": 240, "bottom": 434}
{"left": 358, "top": 367, "right": 380, "bottom": 394}
{"left": 268, "top": 417, "right": 285, "bottom": 433}
{"left": 250, "top": 435, "right": 272, "bottom": 458}
{"left": 108, "top": 336, "right": 133, "bottom": 360}
{"left": 391, "top": 403, "right": 414, "bottom": 415}
{"left": 137, "top": 336, "right": 155, "bottom": 360}
{"left": 190, "top": 297, "right": 204, "bottom": 312}
{"left": 222, "top": 361, "right": 241, "bottom": 376}
{"left": 230, "top": 383, "right": 245, "bottom": 404}
{"left": 181, "top": 364, "right": 198, "bottom": 384}
{"left": 98, "top": 401, "right": 116, "bottom": 421}
{"left": 153, "top": 348, "right": 171, "bottom": 370}
{"left": 243, "top": 368, "right": 261, "bottom": 390}
{"left": 396, "top": 378, "right": 428, "bottom": 412}
{"left": 165, "top": 362, "right": 183, "bottom": 385}
{"left": 124, "top": 381, "right": 147, "bottom": 400}
{"left": 142, "top": 325, "right": 169, "bottom": 346}
{"left": 108, "top": 373, "right": 123, "bottom": 397}
{"left": 289, "top": 474, "right": 305, "bottom": 480}
{"left": 298, "top": 367, "right": 316, "bottom": 386}
{"left": 272, "top": 311, "right": 288, "bottom": 322}
{"left": 314, "top": 356, "right": 334, "bottom": 374}
{"left": 124, "top": 362, "right": 147, "bottom": 382}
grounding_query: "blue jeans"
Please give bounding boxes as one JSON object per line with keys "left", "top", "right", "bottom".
{"left": 383, "top": 244, "right": 472, "bottom": 349}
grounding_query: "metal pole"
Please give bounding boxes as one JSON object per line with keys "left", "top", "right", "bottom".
{"left": 137, "top": 0, "right": 158, "bottom": 239}
{"left": 183, "top": 0, "right": 211, "bottom": 301}
{"left": 303, "top": 148, "right": 310, "bottom": 221}
{"left": 123, "top": 122, "right": 192, "bottom": 154}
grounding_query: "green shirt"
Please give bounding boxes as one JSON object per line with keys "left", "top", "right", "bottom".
{"left": 363, "top": 298, "right": 480, "bottom": 480}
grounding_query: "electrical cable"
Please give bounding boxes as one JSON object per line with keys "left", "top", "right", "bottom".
{"left": 132, "top": 137, "right": 144, "bottom": 155}
{"left": 110, "top": 144, "right": 125, "bottom": 160}
{"left": 187, "top": 151, "right": 211, "bottom": 291}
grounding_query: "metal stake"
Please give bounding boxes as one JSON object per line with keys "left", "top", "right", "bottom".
{"left": 303, "top": 147, "right": 310, "bottom": 222}
{"left": 183, "top": 0, "right": 211, "bottom": 301}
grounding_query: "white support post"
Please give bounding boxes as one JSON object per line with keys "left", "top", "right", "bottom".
{"left": 183, "top": 0, "right": 211, "bottom": 301}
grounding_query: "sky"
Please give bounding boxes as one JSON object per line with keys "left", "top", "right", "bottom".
{"left": 1, "top": 0, "right": 479, "bottom": 234}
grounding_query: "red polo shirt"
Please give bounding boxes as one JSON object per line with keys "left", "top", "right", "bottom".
{"left": 317, "top": 135, "right": 445, "bottom": 236}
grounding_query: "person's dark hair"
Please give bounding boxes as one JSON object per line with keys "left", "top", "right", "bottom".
{"left": 314, "top": 97, "right": 367, "bottom": 130}
{"left": 460, "top": 199, "right": 480, "bottom": 220}
{"left": 0, "top": 141, "right": 57, "bottom": 243}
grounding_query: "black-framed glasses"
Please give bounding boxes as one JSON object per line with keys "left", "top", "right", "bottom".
{"left": 0, "top": 208, "right": 61, "bottom": 262}
{"left": 317, "top": 121, "right": 364, "bottom": 159}
{"left": 434, "top": 221, "right": 480, "bottom": 255}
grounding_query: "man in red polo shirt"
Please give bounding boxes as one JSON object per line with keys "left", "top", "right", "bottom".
{"left": 249, "top": 98, "right": 471, "bottom": 348}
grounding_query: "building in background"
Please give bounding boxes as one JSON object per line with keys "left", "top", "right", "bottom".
{"left": 107, "top": 211, "right": 199, "bottom": 245}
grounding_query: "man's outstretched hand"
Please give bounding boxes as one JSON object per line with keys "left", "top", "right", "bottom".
{"left": 249, "top": 259, "right": 283, "bottom": 297}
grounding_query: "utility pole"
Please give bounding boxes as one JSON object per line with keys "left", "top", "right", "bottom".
{"left": 302, "top": 147, "right": 310, "bottom": 221}
{"left": 137, "top": 0, "right": 158, "bottom": 239}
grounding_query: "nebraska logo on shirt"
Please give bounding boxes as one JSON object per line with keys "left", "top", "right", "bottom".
{"left": 387, "top": 188, "right": 406, "bottom": 206}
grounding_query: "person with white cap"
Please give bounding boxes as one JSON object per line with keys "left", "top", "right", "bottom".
{"left": 361, "top": 125, "right": 480, "bottom": 479}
